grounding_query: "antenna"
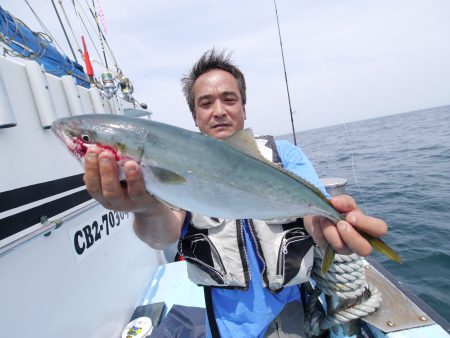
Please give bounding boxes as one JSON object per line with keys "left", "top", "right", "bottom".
{"left": 273, "top": 0, "right": 297, "bottom": 145}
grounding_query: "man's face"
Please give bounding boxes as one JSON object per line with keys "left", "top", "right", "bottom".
{"left": 193, "top": 69, "right": 245, "bottom": 140}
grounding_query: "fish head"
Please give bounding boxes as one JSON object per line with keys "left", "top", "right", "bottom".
{"left": 51, "top": 114, "right": 144, "bottom": 167}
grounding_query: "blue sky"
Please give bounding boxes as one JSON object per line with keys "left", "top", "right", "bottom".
{"left": 3, "top": 0, "right": 450, "bottom": 135}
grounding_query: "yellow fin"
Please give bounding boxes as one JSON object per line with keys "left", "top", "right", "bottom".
{"left": 321, "top": 245, "right": 336, "bottom": 274}
{"left": 224, "top": 129, "right": 332, "bottom": 208}
{"left": 143, "top": 165, "right": 186, "bottom": 185}
{"left": 361, "top": 233, "right": 402, "bottom": 264}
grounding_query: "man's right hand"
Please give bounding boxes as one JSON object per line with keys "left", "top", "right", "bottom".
{"left": 83, "top": 147, "right": 157, "bottom": 213}
{"left": 83, "top": 147, "right": 185, "bottom": 249}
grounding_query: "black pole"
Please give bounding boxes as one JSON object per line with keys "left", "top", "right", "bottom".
{"left": 87, "top": 6, "right": 120, "bottom": 73}
{"left": 51, "top": 0, "right": 78, "bottom": 63}
{"left": 273, "top": 0, "right": 297, "bottom": 145}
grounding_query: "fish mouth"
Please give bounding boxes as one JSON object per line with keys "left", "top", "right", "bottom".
{"left": 51, "top": 121, "right": 88, "bottom": 160}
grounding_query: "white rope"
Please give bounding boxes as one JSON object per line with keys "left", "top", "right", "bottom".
{"left": 304, "top": 247, "right": 382, "bottom": 337}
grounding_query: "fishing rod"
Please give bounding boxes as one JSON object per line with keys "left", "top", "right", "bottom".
{"left": 51, "top": 0, "right": 78, "bottom": 63}
{"left": 90, "top": 0, "right": 108, "bottom": 69}
{"left": 72, "top": 0, "right": 95, "bottom": 83}
{"left": 86, "top": 4, "right": 121, "bottom": 74}
{"left": 273, "top": 0, "right": 298, "bottom": 145}
{"left": 57, "top": 0, "right": 82, "bottom": 58}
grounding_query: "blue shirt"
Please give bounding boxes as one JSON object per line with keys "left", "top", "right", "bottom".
{"left": 183, "top": 140, "right": 327, "bottom": 338}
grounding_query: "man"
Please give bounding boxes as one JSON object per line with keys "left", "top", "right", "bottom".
{"left": 83, "top": 50, "right": 387, "bottom": 337}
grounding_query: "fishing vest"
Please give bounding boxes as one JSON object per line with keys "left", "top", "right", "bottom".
{"left": 177, "top": 136, "right": 315, "bottom": 291}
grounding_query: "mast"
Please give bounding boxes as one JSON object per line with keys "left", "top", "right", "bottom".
{"left": 273, "top": 0, "right": 298, "bottom": 145}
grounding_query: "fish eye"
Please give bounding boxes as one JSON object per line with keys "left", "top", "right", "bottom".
{"left": 81, "top": 134, "right": 90, "bottom": 142}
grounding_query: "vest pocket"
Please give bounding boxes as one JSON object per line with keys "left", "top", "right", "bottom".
{"left": 276, "top": 228, "right": 313, "bottom": 286}
{"left": 179, "top": 233, "right": 227, "bottom": 284}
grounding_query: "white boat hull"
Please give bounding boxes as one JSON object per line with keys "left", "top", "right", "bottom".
{"left": 0, "top": 55, "right": 160, "bottom": 337}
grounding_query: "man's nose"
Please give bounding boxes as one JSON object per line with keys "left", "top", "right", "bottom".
{"left": 212, "top": 101, "right": 226, "bottom": 117}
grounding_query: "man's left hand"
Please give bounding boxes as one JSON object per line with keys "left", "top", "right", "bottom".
{"left": 304, "top": 195, "right": 388, "bottom": 256}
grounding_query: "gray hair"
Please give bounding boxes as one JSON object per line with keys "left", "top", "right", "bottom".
{"left": 181, "top": 49, "right": 247, "bottom": 117}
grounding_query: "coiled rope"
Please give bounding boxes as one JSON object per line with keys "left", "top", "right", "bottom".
{"left": 304, "top": 247, "right": 382, "bottom": 337}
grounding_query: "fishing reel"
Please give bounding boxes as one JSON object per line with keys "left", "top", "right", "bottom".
{"left": 97, "top": 70, "right": 147, "bottom": 109}
{"left": 99, "top": 71, "right": 119, "bottom": 98}
{"left": 117, "top": 75, "right": 147, "bottom": 109}
{"left": 118, "top": 76, "right": 134, "bottom": 102}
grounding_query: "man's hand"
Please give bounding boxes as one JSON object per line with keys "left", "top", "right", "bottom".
{"left": 304, "top": 195, "right": 388, "bottom": 256}
{"left": 83, "top": 147, "right": 156, "bottom": 213}
{"left": 83, "top": 147, "right": 185, "bottom": 249}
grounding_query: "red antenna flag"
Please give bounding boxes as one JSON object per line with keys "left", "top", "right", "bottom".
{"left": 81, "top": 36, "right": 94, "bottom": 83}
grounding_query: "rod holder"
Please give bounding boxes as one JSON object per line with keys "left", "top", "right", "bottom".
{"left": 61, "top": 75, "right": 84, "bottom": 116}
{"left": 0, "top": 66, "right": 17, "bottom": 128}
{"left": 25, "top": 61, "right": 57, "bottom": 129}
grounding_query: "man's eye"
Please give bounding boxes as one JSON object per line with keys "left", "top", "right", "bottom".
{"left": 225, "top": 99, "right": 236, "bottom": 103}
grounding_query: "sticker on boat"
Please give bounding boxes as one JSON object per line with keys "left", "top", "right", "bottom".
{"left": 68, "top": 210, "right": 130, "bottom": 263}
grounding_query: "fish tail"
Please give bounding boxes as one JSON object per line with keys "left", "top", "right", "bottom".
{"left": 321, "top": 245, "right": 336, "bottom": 274}
{"left": 361, "top": 232, "right": 402, "bottom": 264}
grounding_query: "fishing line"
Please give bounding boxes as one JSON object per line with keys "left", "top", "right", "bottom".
{"left": 51, "top": 0, "right": 78, "bottom": 62}
{"left": 84, "top": 0, "right": 121, "bottom": 73}
{"left": 23, "top": 0, "right": 65, "bottom": 56}
{"left": 77, "top": 10, "right": 102, "bottom": 61}
{"left": 58, "top": 0, "right": 82, "bottom": 58}
{"left": 90, "top": 0, "right": 109, "bottom": 69}
{"left": 273, "top": 0, "right": 298, "bottom": 145}
{"left": 302, "top": 7, "right": 368, "bottom": 209}
{"left": 342, "top": 122, "right": 367, "bottom": 211}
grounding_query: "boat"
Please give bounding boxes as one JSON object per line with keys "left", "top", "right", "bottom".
{"left": 0, "top": 3, "right": 163, "bottom": 337}
{"left": 0, "top": 3, "right": 449, "bottom": 338}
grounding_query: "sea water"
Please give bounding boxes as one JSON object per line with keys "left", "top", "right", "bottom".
{"left": 278, "top": 105, "right": 450, "bottom": 322}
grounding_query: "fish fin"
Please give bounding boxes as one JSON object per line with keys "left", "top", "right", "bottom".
{"left": 360, "top": 233, "right": 402, "bottom": 264}
{"left": 321, "top": 245, "right": 336, "bottom": 274}
{"left": 142, "top": 165, "right": 186, "bottom": 185}
{"left": 224, "top": 129, "right": 332, "bottom": 208}
{"left": 223, "top": 129, "right": 267, "bottom": 160}
{"left": 152, "top": 194, "right": 182, "bottom": 211}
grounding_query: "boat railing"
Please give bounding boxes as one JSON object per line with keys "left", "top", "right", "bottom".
{"left": 0, "top": 199, "right": 98, "bottom": 257}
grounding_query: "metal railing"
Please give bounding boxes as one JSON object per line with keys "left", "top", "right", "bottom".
{"left": 0, "top": 199, "right": 98, "bottom": 257}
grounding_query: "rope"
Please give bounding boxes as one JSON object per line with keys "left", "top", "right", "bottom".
{"left": 304, "top": 247, "right": 382, "bottom": 337}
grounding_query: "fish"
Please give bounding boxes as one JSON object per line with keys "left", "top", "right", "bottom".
{"left": 51, "top": 112, "right": 401, "bottom": 273}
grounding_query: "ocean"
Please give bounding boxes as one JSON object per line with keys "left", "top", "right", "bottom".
{"left": 278, "top": 105, "right": 450, "bottom": 322}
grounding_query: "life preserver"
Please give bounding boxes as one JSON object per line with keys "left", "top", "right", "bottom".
{"left": 178, "top": 136, "right": 314, "bottom": 291}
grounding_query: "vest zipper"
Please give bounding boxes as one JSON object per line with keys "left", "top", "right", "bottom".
{"left": 239, "top": 220, "right": 251, "bottom": 282}
{"left": 276, "top": 229, "right": 308, "bottom": 281}
{"left": 277, "top": 237, "right": 287, "bottom": 281}
{"left": 244, "top": 220, "right": 267, "bottom": 283}
{"left": 184, "top": 257, "right": 226, "bottom": 283}
{"left": 180, "top": 233, "right": 227, "bottom": 283}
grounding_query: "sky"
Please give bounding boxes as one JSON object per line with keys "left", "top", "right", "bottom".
{"left": 3, "top": 0, "right": 450, "bottom": 136}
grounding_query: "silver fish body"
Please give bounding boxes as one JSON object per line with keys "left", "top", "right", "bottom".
{"left": 52, "top": 114, "right": 341, "bottom": 222}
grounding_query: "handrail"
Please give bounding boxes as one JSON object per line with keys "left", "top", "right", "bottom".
{"left": 0, "top": 199, "right": 98, "bottom": 257}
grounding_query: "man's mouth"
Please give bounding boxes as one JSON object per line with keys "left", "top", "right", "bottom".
{"left": 212, "top": 123, "right": 230, "bottom": 129}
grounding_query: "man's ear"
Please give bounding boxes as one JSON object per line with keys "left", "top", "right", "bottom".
{"left": 192, "top": 112, "right": 198, "bottom": 126}
{"left": 243, "top": 106, "right": 247, "bottom": 120}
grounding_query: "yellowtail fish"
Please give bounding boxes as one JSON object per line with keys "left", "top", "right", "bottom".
{"left": 52, "top": 113, "right": 401, "bottom": 273}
